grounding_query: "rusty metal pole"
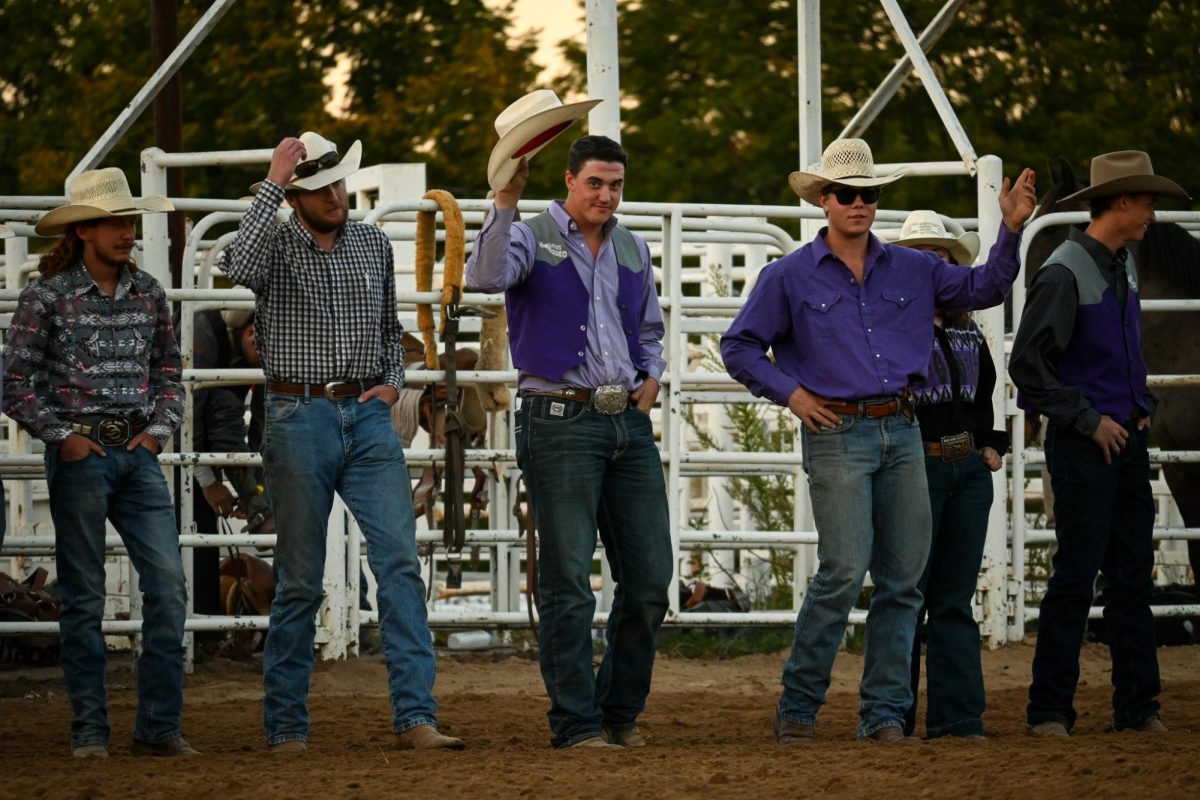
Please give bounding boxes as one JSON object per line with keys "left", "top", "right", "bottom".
{"left": 151, "top": 0, "right": 185, "bottom": 289}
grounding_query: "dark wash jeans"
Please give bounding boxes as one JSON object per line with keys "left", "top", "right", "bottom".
{"left": 905, "top": 451, "right": 993, "bottom": 738}
{"left": 45, "top": 444, "right": 188, "bottom": 749}
{"left": 1028, "top": 422, "right": 1160, "bottom": 731}
{"left": 515, "top": 395, "right": 672, "bottom": 748}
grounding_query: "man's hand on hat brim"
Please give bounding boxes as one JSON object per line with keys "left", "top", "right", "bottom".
{"left": 494, "top": 158, "right": 529, "bottom": 210}
{"left": 267, "top": 136, "right": 307, "bottom": 188}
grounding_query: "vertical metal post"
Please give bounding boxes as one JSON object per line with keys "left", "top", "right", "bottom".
{"left": 664, "top": 209, "right": 684, "bottom": 618}
{"left": 797, "top": 0, "right": 823, "bottom": 242}
{"left": 151, "top": 0, "right": 186, "bottom": 290}
{"left": 703, "top": 241, "right": 737, "bottom": 587}
{"left": 974, "top": 155, "right": 1010, "bottom": 646}
{"left": 140, "top": 149, "right": 171, "bottom": 287}
{"left": 585, "top": 0, "right": 622, "bottom": 141}
{"left": 4, "top": 236, "right": 31, "bottom": 546}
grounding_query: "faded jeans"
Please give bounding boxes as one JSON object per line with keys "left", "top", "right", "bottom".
{"left": 779, "top": 411, "right": 930, "bottom": 737}
{"left": 46, "top": 444, "right": 188, "bottom": 749}
{"left": 260, "top": 392, "right": 437, "bottom": 745}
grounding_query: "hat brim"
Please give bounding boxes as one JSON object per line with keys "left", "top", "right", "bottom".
{"left": 893, "top": 231, "right": 981, "bottom": 265}
{"left": 249, "top": 139, "right": 363, "bottom": 195}
{"left": 488, "top": 99, "right": 601, "bottom": 191}
{"left": 1060, "top": 174, "right": 1190, "bottom": 204}
{"left": 35, "top": 197, "right": 175, "bottom": 237}
{"left": 788, "top": 171, "right": 904, "bottom": 206}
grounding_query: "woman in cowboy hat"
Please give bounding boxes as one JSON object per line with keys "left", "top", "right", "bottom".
{"left": 888, "top": 210, "right": 1008, "bottom": 740}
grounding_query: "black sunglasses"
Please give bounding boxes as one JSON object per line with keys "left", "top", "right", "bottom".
{"left": 294, "top": 149, "right": 340, "bottom": 179}
{"left": 825, "top": 186, "right": 881, "bottom": 206}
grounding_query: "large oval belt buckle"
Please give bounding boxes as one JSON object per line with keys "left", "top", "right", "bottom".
{"left": 593, "top": 384, "right": 629, "bottom": 415}
{"left": 96, "top": 419, "right": 131, "bottom": 446}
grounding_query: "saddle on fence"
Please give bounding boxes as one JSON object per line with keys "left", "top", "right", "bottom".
{"left": 0, "top": 568, "right": 62, "bottom": 665}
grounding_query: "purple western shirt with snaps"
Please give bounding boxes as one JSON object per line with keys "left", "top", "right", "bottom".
{"left": 720, "top": 224, "right": 1021, "bottom": 406}
{"left": 465, "top": 202, "right": 665, "bottom": 394}
{"left": 2, "top": 261, "right": 183, "bottom": 446}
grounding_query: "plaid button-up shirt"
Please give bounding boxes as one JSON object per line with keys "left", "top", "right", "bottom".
{"left": 2, "top": 261, "right": 184, "bottom": 446}
{"left": 221, "top": 180, "right": 405, "bottom": 390}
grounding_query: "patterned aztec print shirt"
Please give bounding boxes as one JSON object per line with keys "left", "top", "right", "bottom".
{"left": 2, "top": 261, "right": 184, "bottom": 446}
{"left": 220, "top": 179, "right": 405, "bottom": 390}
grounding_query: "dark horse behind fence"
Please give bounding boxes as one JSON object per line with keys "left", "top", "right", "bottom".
{"left": 1025, "top": 158, "right": 1200, "bottom": 592}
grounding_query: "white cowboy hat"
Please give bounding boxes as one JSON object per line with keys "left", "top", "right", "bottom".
{"left": 1060, "top": 150, "right": 1189, "bottom": 203}
{"left": 250, "top": 131, "right": 362, "bottom": 193}
{"left": 889, "top": 209, "right": 981, "bottom": 265}
{"left": 35, "top": 168, "right": 174, "bottom": 237}
{"left": 788, "top": 138, "right": 904, "bottom": 206}
{"left": 488, "top": 89, "right": 601, "bottom": 191}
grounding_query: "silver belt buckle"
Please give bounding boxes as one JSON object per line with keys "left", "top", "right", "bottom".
{"left": 96, "top": 419, "right": 131, "bottom": 446}
{"left": 323, "top": 381, "right": 340, "bottom": 401}
{"left": 939, "top": 431, "right": 972, "bottom": 461}
{"left": 593, "top": 383, "right": 628, "bottom": 415}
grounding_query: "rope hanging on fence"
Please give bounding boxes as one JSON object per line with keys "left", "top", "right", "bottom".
{"left": 414, "top": 189, "right": 465, "bottom": 369}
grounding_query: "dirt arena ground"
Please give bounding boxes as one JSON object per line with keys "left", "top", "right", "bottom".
{"left": 1, "top": 639, "right": 1196, "bottom": 799}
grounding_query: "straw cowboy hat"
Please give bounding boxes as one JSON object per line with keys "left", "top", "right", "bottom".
{"left": 890, "top": 209, "right": 981, "bottom": 265}
{"left": 488, "top": 89, "right": 601, "bottom": 191}
{"left": 1061, "top": 150, "right": 1189, "bottom": 203}
{"left": 788, "top": 138, "right": 903, "bottom": 206}
{"left": 250, "top": 131, "right": 362, "bottom": 194}
{"left": 35, "top": 168, "right": 173, "bottom": 237}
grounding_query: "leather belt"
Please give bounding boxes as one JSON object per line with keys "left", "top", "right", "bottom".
{"left": 266, "top": 378, "right": 381, "bottom": 401}
{"left": 924, "top": 432, "right": 974, "bottom": 461}
{"left": 522, "top": 384, "right": 631, "bottom": 415}
{"left": 824, "top": 395, "right": 913, "bottom": 419}
{"left": 68, "top": 416, "right": 147, "bottom": 447}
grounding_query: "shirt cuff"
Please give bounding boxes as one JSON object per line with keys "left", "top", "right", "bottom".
{"left": 1071, "top": 407, "right": 1102, "bottom": 437}
{"left": 146, "top": 424, "right": 173, "bottom": 449}
{"left": 39, "top": 426, "right": 73, "bottom": 445}
{"left": 195, "top": 466, "right": 218, "bottom": 488}
{"left": 383, "top": 369, "right": 404, "bottom": 392}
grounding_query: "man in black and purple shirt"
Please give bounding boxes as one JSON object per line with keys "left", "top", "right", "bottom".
{"left": 721, "top": 138, "right": 1036, "bottom": 743}
{"left": 1011, "top": 150, "right": 1189, "bottom": 737}
{"left": 2, "top": 167, "right": 195, "bottom": 758}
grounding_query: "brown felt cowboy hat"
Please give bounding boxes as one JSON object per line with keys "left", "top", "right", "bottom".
{"left": 36, "top": 168, "right": 173, "bottom": 237}
{"left": 788, "top": 138, "right": 904, "bottom": 206}
{"left": 488, "top": 90, "right": 601, "bottom": 191}
{"left": 1060, "top": 150, "right": 1190, "bottom": 203}
{"left": 249, "top": 131, "right": 362, "bottom": 194}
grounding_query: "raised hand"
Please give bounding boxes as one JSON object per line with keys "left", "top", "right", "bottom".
{"left": 266, "top": 136, "right": 307, "bottom": 188}
{"left": 493, "top": 157, "right": 529, "bottom": 210}
{"left": 999, "top": 167, "right": 1038, "bottom": 232}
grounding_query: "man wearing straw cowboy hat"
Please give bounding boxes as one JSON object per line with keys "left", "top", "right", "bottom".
{"left": 722, "top": 138, "right": 1036, "bottom": 742}
{"left": 1011, "top": 150, "right": 1190, "bottom": 737}
{"left": 223, "top": 131, "right": 462, "bottom": 753}
{"left": 2, "top": 167, "right": 195, "bottom": 758}
{"left": 468, "top": 90, "right": 672, "bottom": 750}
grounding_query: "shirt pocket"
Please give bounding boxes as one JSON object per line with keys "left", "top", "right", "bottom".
{"left": 881, "top": 286, "right": 923, "bottom": 332}
{"left": 799, "top": 292, "right": 845, "bottom": 341}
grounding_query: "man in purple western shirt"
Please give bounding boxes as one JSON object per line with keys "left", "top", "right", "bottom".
{"left": 467, "top": 135, "right": 671, "bottom": 750}
{"left": 721, "top": 138, "right": 1036, "bottom": 742}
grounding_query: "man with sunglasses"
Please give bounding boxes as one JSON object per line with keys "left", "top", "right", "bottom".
{"left": 722, "top": 138, "right": 1036, "bottom": 743}
{"left": 223, "top": 132, "right": 462, "bottom": 753}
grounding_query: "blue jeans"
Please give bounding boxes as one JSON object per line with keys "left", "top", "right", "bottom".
{"left": 515, "top": 396, "right": 672, "bottom": 748}
{"left": 905, "top": 451, "right": 993, "bottom": 738}
{"left": 260, "top": 392, "right": 437, "bottom": 745}
{"left": 45, "top": 444, "right": 188, "bottom": 749}
{"left": 779, "top": 412, "right": 930, "bottom": 737}
{"left": 1029, "top": 423, "right": 1159, "bottom": 731}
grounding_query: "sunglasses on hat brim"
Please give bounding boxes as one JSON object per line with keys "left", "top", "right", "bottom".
{"left": 294, "top": 150, "right": 340, "bottom": 179}
{"left": 823, "top": 185, "right": 881, "bottom": 205}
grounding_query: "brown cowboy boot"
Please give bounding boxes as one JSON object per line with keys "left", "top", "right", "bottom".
{"left": 394, "top": 724, "right": 464, "bottom": 751}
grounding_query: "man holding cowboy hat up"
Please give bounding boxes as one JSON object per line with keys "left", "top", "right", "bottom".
{"left": 3, "top": 168, "right": 195, "bottom": 758}
{"left": 722, "top": 138, "right": 1037, "bottom": 742}
{"left": 468, "top": 90, "right": 672, "bottom": 749}
{"left": 1011, "top": 150, "right": 1191, "bottom": 736}
{"left": 223, "top": 132, "right": 461, "bottom": 752}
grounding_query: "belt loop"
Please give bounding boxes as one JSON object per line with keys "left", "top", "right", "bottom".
{"left": 303, "top": 384, "right": 312, "bottom": 404}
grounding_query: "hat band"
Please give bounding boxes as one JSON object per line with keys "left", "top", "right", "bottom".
{"left": 513, "top": 121, "right": 574, "bottom": 159}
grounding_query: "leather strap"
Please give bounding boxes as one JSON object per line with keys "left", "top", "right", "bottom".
{"left": 522, "top": 387, "right": 593, "bottom": 404}
{"left": 824, "top": 395, "right": 912, "bottom": 419}
{"left": 265, "top": 379, "right": 380, "bottom": 400}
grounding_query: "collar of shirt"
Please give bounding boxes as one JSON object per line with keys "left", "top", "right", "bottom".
{"left": 1069, "top": 226, "right": 1127, "bottom": 274}
{"left": 284, "top": 213, "right": 345, "bottom": 254}
{"left": 549, "top": 200, "right": 619, "bottom": 238}
{"left": 66, "top": 260, "right": 139, "bottom": 299}
{"left": 809, "top": 226, "right": 890, "bottom": 274}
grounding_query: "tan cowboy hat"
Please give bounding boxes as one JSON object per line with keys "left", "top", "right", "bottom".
{"left": 488, "top": 89, "right": 601, "bottom": 191}
{"left": 788, "top": 138, "right": 904, "bottom": 206}
{"left": 1060, "top": 150, "right": 1189, "bottom": 203}
{"left": 35, "top": 168, "right": 174, "bottom": 237}
{"left": 250, "top": 131, "right": 362, "bottom": 194}
{"left": 889, "top": 210, "right": 980, "bottom": 265}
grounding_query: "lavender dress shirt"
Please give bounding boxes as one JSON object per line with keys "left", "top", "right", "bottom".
{"left": 721, "top": 225, "right": 1021, "bottom": 405}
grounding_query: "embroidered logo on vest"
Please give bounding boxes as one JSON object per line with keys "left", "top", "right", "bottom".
{"left": 538, "top": 241, "right": 568, "bottom": 261}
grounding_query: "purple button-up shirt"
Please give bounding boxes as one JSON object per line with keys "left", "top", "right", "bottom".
{"left": 720, "top": 225, "right": 1021, "bottom": 405}
{"left": 466, "top": 201, "right": 666, "bottom": 392}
